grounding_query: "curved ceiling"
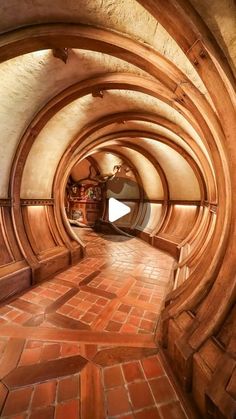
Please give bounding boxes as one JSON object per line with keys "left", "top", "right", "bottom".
{"left": 20, "top": 87, "right": 205, "bottom": 199}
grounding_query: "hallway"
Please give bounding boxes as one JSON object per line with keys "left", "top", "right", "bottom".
{"left": 0, "top": 232, "right": 190, "bottom": 419}
{"left": 0, "top": 1, "right": 235, "bottom": 417}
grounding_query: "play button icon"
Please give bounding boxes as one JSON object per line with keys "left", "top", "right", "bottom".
{"left": 108, "top": 198, "right": 131, "bottom": 222}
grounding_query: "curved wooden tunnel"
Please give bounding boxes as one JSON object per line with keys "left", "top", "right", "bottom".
{"left": 0, "top": 1, "right": 235, "bottom": 417}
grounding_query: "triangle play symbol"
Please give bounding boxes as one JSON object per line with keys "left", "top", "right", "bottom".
{"left": 108, "top": 198, "right": 131, "bottom": 222}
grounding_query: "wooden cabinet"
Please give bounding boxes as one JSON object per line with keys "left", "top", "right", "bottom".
{"left": 70, "top": 200, "right": 102, "bottom": 226}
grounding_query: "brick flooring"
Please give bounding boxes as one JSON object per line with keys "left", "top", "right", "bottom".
{"left": 0, "top": 231, "right": 190, "bottom": 418}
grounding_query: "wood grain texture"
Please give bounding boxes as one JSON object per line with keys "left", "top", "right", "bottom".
{"left": 80, "top": 285, "right": 117, "bottom": 300}
{"left": 4, "top": 355, "right": 88, "bottom": 388}
{"left": 93, "top": 346, "right": 158, "bottom": 367}
{"left": 0, "top": 325, "right": 156, "bottom": 348}
{"left": 80, "top": 363, "right": 105, "bottom": 419}
{"left": 45, "top": 288, "right": 79, "bottom": 313}
{"left": 0, "top": 338, "right": 25, "bottom": 379}
{"left": 10, "top": 298, "right": 42, "bottom": 315}
{"left": 46, "top": 312, "right": 90, "bottom": 330}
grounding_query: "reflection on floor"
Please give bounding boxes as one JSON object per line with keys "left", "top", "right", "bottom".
{"left": 0, "top": 230, "right": 190, "bottom": 418}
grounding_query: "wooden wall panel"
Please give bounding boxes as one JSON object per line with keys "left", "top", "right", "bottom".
{"left": 37, "top": 248, "right": 70, "bottom": 282}
{"left": 137, "top": 203, "right": 163, "bottom": 233}
{"left": 161, "top": 205, "right": 199, "bottom": 242}
{"left": 2, "top": 207, "right": 23, "bottom": 262}
{"left": 0, "top": 205, "right": 27, "bottom": 268}
{"left": 0, "top": 206, "right": 24, "bottom": 266}
{"left": 0, "top": 199, "right": 82, "bottom": 302}
{"left": 0, "top": 204, "right": 31, "bottom": 302}
{"left": 153, "top": 235, "right": 179, "bottom": 258}
{"left": 0, "top": 261, "right": 31, "bottom": 303}
{"left": 178, "top": 207, "right": 210, "bottom": 267}
{"left": 192, "top": 354, "right": 211, "bottom": 416}
{"left": 0, "top": 209, "right": 13, "bottom": 266}
{"left": 216, "top": 303, "right": 236, "bottom": 348}
{"left": 19, "top": 203, "right": 81, "bottom": 284}
{"left": 22, "top": 206, "right": 57, "bottom": 255}
{"left": 188, "top": 212, "right": 216, "bottom": 269}
{"left": 152, "top": 204, "right": 199, "bottom": 257}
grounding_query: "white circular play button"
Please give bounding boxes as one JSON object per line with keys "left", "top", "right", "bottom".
{"left": 108, "top": 198, "right": 131, "bottom": 222}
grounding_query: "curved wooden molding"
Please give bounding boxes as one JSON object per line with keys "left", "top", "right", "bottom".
{"left": 94, "top": 131, "right": 206, "bottom": 200}
{"left": 0, "top": 199, "right": 11, "bottom": 207}
{"left": 136, "top": 0, "right": 235, "bottom": 335}
{"left": 20, "top": 199, "right": 54, "bottom": 206}
{"left": 61, "top": 111, "right": 216, "bottom": 201}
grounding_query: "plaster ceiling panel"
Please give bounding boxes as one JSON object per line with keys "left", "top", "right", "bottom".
{"left": 151, "top": 24, "right": 207, "bottom": 95}
{"left": 114, "top": 121, "right": 213, "bottom": 178}
{"left": 86, "top": 121, "right": 210, "bottom": 187}
{"left": 90, "top": 120, "right": 202, "bottom": 161}
{"left": 0, "top": 0, "right": 156, "bottom": 42}
{"left": 0, "top": 0, "right": 208, "bottom": 93}
{"left": 0, "top": 49, "right": 150, "bottom": 198}
{"left": 91, "top": 152, "right": 123, "bottom": 176}
{"left": 92, "top": 151, "right": 139, "bottom": 200}
{"left": 21, "top": 90, "right": 201, "bottom": 198}
{"left": 189, "top": 0, "right": 236, "bottom": 77}
{"left": 114, "top": 146, "right": 164, "bottom": 200}
{"left": 74, "top": 118, "right": 208, "bottom": 169}
{"left": 122, "top": 138, "right": 201, "bottom": 200}
{"left": 68, "top": 91, "right": 202, "bottom": 149}
{"left": 119, "top": 121, "right": 213, "bottom": 173}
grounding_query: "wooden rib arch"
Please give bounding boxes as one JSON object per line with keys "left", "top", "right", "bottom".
{"left": 53, "top": 122, "right": 207, "bottom": 253}
{"left": 56, "top": 111, "right": 216, "bottom": 203}
{"left": 8, "top": 75, "right": 229, "bottom": 339}
{"left": 99, "top": 144, "right": 168, "bottom": 235}
{"left": 0, "top": 25, "right": 231, "bottom": 275}
{"left": 54, "top": 121, "right": 211, "bottom": 287}
{"left": 10, "top": 73, "right": 209, "bottom": 198}
{"left": 55, "top": 137, "right": 170, "bottom": 242}
{"left": 6, "top": 60, "right": 231, "bottom": 354}
{"left": 6, "top": 75, "right": 194, "bottom": 269}
{"left": 75, "top": 141, "right": 169, "bottom": 235}
{"left": 137, "top": 0, "right": 236, "bottom": 348}
{"left": 0, "top": 23, "right": 229, "bottom": 176}
{"left": 90, "top": 131, "right": 206, "bottom": 201}
{"left": 0, "top": 23, "right": 204, "bottom": 92}
{"left": 50, "top": 104, "right": 228, "bottom": 348}
{"left": 0, "top": 8, "right": 235, "bottom": 416}
{"left": 137, "top": 0, "right": 236, "bottom": 86}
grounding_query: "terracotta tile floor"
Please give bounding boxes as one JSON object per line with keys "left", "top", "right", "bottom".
{"left": 0, "top": 230, "right": 190, "bottom": 418}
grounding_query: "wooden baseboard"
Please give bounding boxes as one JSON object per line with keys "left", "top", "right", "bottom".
{"left": 0, "top": 261, "right": 31, "bottom": 303}
{"left": 158, "top": 348, "right": 201, "bottom": 419}
{"left": 33, "top": 248, "right": 71, "bottom": 283}
{"left": 153, "top": 235, "right": 180, "bottom": 258}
